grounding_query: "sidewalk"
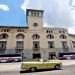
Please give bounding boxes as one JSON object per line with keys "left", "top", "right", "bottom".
{"left": 60, "top": 60, "right": 75, "bottom": 66}
{"left": 50, "top": 60, "right": 75, "bottom": 66}
{"left": 0, "top": 63, "right": 21, "bottom": 72}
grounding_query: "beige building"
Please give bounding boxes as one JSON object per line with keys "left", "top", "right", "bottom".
{"left": 0, "top": 9, "right": 75, "bottom": 59}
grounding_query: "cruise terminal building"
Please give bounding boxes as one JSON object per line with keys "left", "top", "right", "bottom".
{"left": 0, "top": 9, "right": 75, "bottom": 59}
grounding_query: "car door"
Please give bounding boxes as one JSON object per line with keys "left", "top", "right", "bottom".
{"left": 47, "top": 62, "right": 55, "bottom": 68}
{"left": 42, "top": 62, "right": 49, "bottom": 69}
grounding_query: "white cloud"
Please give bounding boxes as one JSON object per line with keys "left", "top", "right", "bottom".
{"left": 21, "top": 0, "right": 75, "bottom": 34}
{"left": 0, "top": 4, "right": 9, "bottom": 11}
{"left": 68, "top": 27, "right": 75, "bottom": 34}
{"left": 71, "top": 0, "right": 75, "bottom": 6}
{"left": 21, "top": 0, "right": 31, "bottom": 13}
{"left": 43, "top": 22, "right": 48, "bottom": 27}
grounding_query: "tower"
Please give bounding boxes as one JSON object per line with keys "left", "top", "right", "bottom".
{"left": 26, "top": 9, "right": 44, "bottom": 30}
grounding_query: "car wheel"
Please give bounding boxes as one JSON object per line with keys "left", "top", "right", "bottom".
{"left": 55, "top": 65, "right": 60, "bottom": 70}
{"left": 30, "top": 67, "right": 36, "bottom": 72}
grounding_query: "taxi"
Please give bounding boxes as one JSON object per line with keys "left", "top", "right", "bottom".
{"left": 21, "top": 59, "right": 62, "bottom": 72}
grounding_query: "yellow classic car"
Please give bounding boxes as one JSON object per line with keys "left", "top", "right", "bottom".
{"left": 21, "top": 59, "right": 62, "bottom": 72}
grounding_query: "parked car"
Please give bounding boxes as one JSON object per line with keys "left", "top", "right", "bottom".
{"left": 21, "top": 59, "right": 62, "bottom": 72}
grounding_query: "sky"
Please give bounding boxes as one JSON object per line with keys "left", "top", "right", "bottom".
{"left": 0, "top": 0, "right": 75, "bottom": 34}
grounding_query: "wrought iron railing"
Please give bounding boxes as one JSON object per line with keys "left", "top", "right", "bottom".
{"left": 33, "top": 47, "right": 40, "bottom": 51}
{"left": 0, "top": 47, "right": 6, "bottom": 51}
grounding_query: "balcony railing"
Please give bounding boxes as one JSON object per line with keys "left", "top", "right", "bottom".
{"left": 33, "top": 47, "right": 40, "bottom": 51}
{"left": 15, "top": 47, "right": 24, "bottom": 51}
{"left": 62, "top": 46, "right": 68, "bottom": 49}
{"left": 0, "top": 47, "right": 6, "bottom": 51}
{"left": 62, "top": 46, "right": 69, "bottom": 52}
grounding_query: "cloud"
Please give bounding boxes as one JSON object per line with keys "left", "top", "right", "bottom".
{"left": 0, "top": 4, "right": 9, "bottom": 11}
{"left": 68, "top": 26, "right": 75, "bottom": 34}
{"left": 21, "top": 0, "right": 31, "bottom": 13}
{"left": 21, "top": 0, "right": 75, "bottom": 34}
{"left": 70, "top": 0, "right": 75, "bottom": 7}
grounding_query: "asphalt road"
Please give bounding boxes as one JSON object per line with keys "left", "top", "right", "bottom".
{"left": 20, "top": 65, "right": 75, "bottom": 75}
{"left": 0, "top": 64, "right": 75, "bottom": 75}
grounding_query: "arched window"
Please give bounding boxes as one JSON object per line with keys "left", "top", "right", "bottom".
{"left": 60, "top": 34, "right": 67, "bottom": 39}
{"left": 0, "top": 33, "right": 9, "bottom": 39}
{"left": 32, "top": 34, "right": 40, "bottom": 40}
{"left": 47, "top": 34, "right": 54, "bottom": 39}
{"left": 16, "top": 34, "right": 25, "bottom": 39}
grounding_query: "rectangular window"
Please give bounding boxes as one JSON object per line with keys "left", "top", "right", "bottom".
{"left": 72, "top": 41, "right": 75, "bottom": 48}
{"left": 61, "top": 41, "right": 68, "bottom": 48}
{"left": 34, "top": 12, "right": 36, "bottom": 17}
{"left": 48, "top": 41, "right": 54, "bottom": 48}
{"left": 0, "top": 41, "right": 7, "bottom": 49}
{"left": 16, "top": 41, "right": 24, "bottom": 48}
{"left": 31, "top": 12, "right": 33, "bottom": 16}
{"left": 37, "top": 12, "right": 39, "bottom": 17}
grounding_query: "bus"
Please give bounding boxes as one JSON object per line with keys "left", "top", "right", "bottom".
{"left": 59, "top": 52, "right": 75, "bottom": 60}
{"left": 0, "top": 54, "right": 22, "bottom": 62}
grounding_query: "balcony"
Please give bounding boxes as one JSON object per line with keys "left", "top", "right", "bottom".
{"left": 33, "top": 47, "right": 40, "bottom": 51}
{"left": 15, "top": 47, "right": 24, "bottom": 52}
{"left": 0, "top": 47, "right": 6, "bottom": 51}
{"left": 0, "top": 47, "right": 6, "bottom": 53}
{"left": 63, "top": 46, "right": 68, "bottom": 49}
{"left": 15, "top": 47, "right": 24, "bottom": 49}
{"left": 62, "top": 46, "right": 69, "bottom": 52}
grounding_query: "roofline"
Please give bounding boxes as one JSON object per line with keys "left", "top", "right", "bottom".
{"left": 68, "top": 34, "right": 75, "bottom": 36}
{"left": 26, "top": 9, "right": 44, "bottom": 12}
{"left": 43, "top": 27, "right": 67, "bottom": 30}
{"left": 0, "top": 26, "right": 29, "bottom": 28}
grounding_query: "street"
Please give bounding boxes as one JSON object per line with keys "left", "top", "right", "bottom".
{"left": 0, "top": 60, "right": 75, "bottom": 75}
{"left": 0, "top": 65, "right": 75, "bottom": 75}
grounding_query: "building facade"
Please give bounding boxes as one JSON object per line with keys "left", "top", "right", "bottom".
{"left": 0, "top": 9, "right": 75, "bottom": 59}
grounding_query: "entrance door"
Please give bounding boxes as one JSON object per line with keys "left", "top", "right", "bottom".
{"left": 33, "top": 53, "right": 41, "bottom": 59}
{"left": 49, "top": 52, "right": 56, "bottom": 59}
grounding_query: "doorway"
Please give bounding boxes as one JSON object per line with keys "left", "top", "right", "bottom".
{"left": 49, "top": 52, "right": 56, "bottom": 59}
{"left": 33, "top": 53, "right": 41, "bottom": 59}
